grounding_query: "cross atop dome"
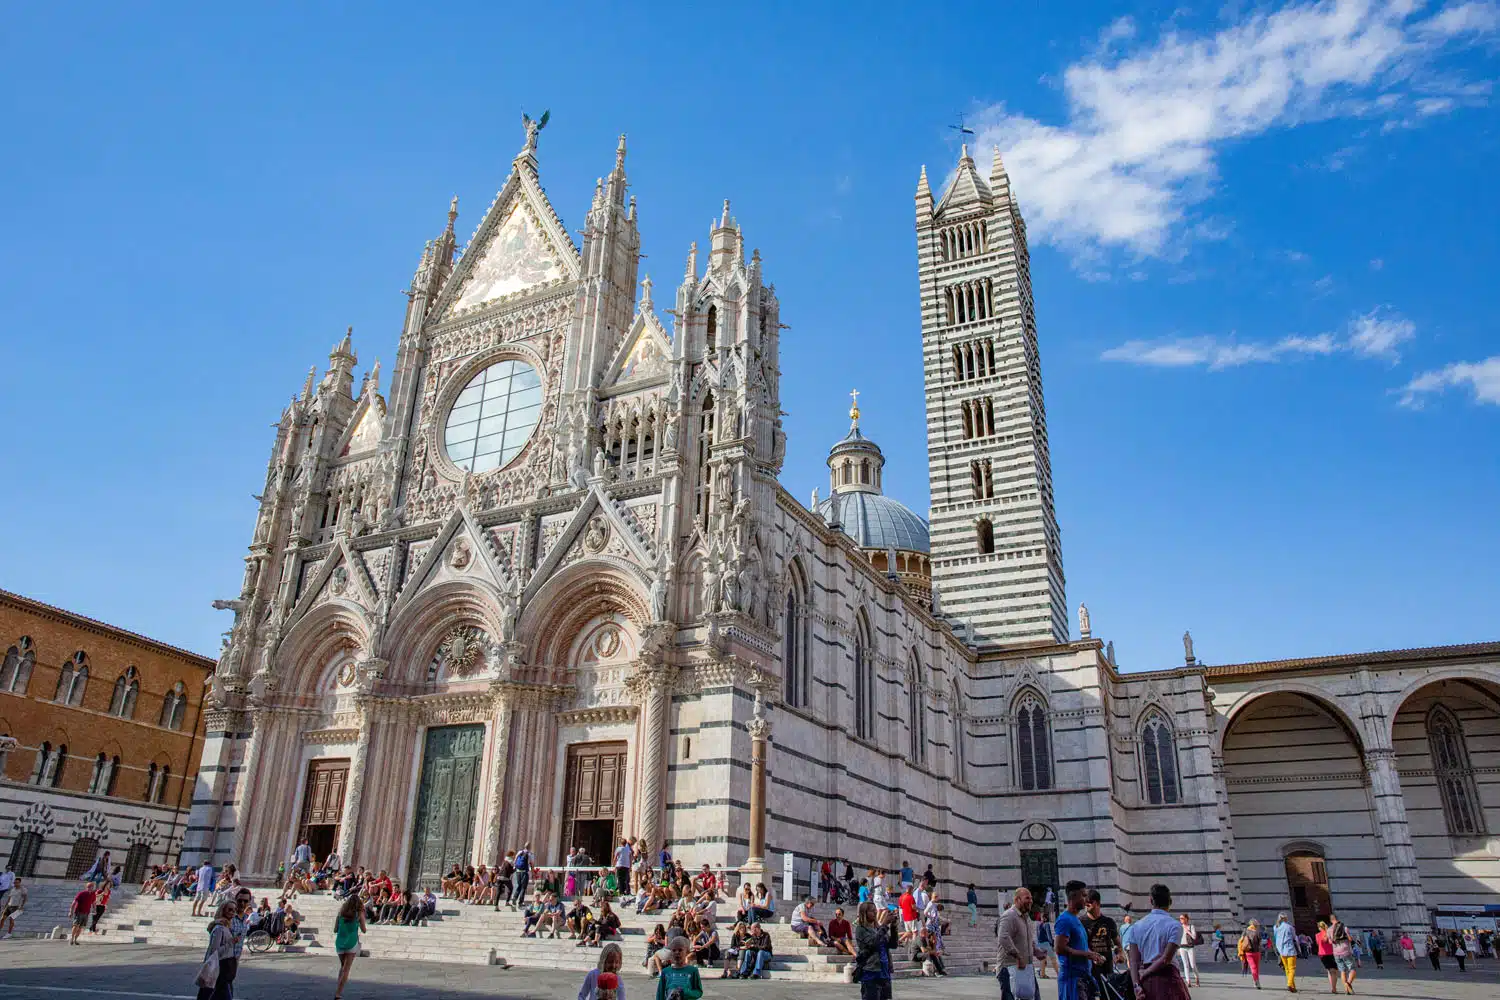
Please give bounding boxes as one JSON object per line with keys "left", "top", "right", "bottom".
{"left": 850, "top": 388, "right": 861, "bottom": 428}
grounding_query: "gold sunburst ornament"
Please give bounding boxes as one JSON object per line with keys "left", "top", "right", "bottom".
{"left": 438, "top": 626, "right": 486, "bottom": 677}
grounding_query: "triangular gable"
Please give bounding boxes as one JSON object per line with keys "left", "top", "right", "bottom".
{"left": 524, "top": 485, "right": 655, "bottom": 604}
{"left": 603, "top": 309, "right": 673, "bottom": 387}
{"left": 937, "top": 153, "right": 992, "bottom": 217}
{"left": 437, "top": 164, "right": 580, "bottom": 319}
{"left": 389, "top": 504, "right": 518, "bottom": 619}
{"left": 287, "top": 538, "right": 380, "bottom": 627}
{"left": 336, "top": 393, "right": 387, "bottom": 458}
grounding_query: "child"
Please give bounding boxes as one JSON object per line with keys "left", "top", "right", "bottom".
{"left": 578, "top": 942, "right": 626, "bottom": 1000}
{"left": 656, "top": 936, "right": 704, "bottom": 1000}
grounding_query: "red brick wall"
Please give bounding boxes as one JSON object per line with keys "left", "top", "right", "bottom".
{"left": 0, "top": 591, "right": 213, "bottom": 811}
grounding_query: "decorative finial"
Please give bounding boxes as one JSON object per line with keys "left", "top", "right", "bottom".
{"left": 686, "top": 240, "right": 698, "bottom": 278}
{"left": 368, "top": 358, "right": 381, "bottom": 395}
{"left": 849, "top": 388, "right": 861, "bottom": 428}
{"left": 720, "top": 199, "right": 731, "bottom": 228}
{"left": 448, "top": 196, "right": 458, "bottom": 224}
{"left": 302, "top": 366, "right": 316, "bottom": 402}
{"left": 616, "top": 133, "right": 627, "bottom": 166}
{"left": 960, "top": 142, "right": 970, "bottom": 161}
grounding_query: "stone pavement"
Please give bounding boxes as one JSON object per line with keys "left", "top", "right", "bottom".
{"left": 0, "top": 941, "right": 1497, "bottom": 999}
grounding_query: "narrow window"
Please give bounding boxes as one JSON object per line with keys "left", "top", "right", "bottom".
{"left": 977, "top": 519, "right": 995, "bottom": 554}
{"left": 705, "top": 305, "right": 717, "bottom": 353}
{"left": 1427, "top": 706, "right": 1486, "bottom": 836}
{"left": 1016, "top": 695, "right": 1053, "bottom": 790}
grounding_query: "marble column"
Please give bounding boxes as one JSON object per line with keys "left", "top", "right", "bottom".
{"left": 227, "top": 707, "right": 268, "bottom": 873}
{"left": 634, "top": 668, "right": 674, "bottom": 852}
{"left": 337, "top": 703, "right": 372, "bottom": 866}
{"left": 741, "top": 713, "right": 772, "bottom": 879}
{"left": 483, "top": 694, "right": 514, "bottom": 864}
{"left": 1363, "top": 746, "right": 1428, "bottom": 933}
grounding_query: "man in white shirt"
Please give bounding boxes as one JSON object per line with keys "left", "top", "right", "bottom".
{"left": 190, "top": 861, "right": 215, "bottom": 917}
{"left": 1127, "top": 884, "right": 1189, "bottom": 1000}
{"left": 612, "top": 838, "right": 632, "bottom": 895}
{"left": 791, "top": 896, "right": 828, "bottom": 947}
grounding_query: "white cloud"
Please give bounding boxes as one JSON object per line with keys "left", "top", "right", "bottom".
{"left": 1347, "top": 307, "right": 1416, "bottom": 359}
{"left": 1398, "top": 356, "right": 1500, "bottom": 407}
{"left": 1102, "top": 308, "right": 1410, "bottom": 369}
{"left": 971, "top": 1, "right": 1498, "bottom": 259}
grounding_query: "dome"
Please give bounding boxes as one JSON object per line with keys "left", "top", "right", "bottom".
{"left": 817, "top": 491, "right": 930, "bottom": 554}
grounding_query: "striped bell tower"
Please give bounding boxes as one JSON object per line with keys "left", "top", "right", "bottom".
{"left": 916, "top": 145, "right": 1067, "bottom": 647}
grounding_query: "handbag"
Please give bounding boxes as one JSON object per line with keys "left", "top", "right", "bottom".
{"left": 195, "top": 949, "right": 220, "bottom": 989}
{"left": 1010, "top": 965, "right": 1039, "bottom": 1000}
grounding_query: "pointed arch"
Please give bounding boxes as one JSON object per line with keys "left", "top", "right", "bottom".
{"left": 159, "top": 681, "right": 188, "bottom": 730}
{"left": 853, "top": 612, "right": 875, "bottom": 741}
{"left": 1139, "top": 708, "right": 1180, "bottom": 805}
{"left": 1427, "top": 705, "right": 1486, "bottom": 836}
{"left": 55, "top": 651, "right": 88, "bottom": 706}
{"left": 976, "top": 518, "right": 995, "bottom": 554}
{"left": 705, "top": 304, "right": 718, "bottom": 353}
{"left": 109, "top": 666, "right": 140, "bottom": 719}
{"left": 951, "top": 678, "right": 967, "bottom": 785}
{"left": 907, "top": 651, "right": 927, "bottom": 765}
{"left": 1, "top": 638, "right": 35, "bottom": 694}
{"left": 782, "top": 557, "right": 811, "bottom": 709}
{"left": 1013, "top": 688, "right": 1053, "bottom": 791}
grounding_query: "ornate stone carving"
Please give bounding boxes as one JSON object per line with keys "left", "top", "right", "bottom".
{"left": 450, "top": 538, "right": 473, "bottom": 570}
{"left": 437, "top": 626, "right": 489, "bottom": 678}
{"left": 583, "top": 516, "right": 609, "bottom": 553}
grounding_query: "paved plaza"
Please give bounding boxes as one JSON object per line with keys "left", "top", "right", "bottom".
{"left": 0, "top": 942, "right": 1497, "bottom": 1000}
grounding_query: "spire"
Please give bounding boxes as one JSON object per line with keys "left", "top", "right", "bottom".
{"left": 916, "top": 165, "right": 931, "bottom": 198}
{"left": 606, "top": 133, "right": 628, "bottom": 207}
{"left": 445, "top": 196, "right": 458, "bottom": 236}
{"left": 332, "top": 325, "right": 354, "bottom": 361}
{"left": 936, "top": 143, "right": 992, "bottom": 214}
{"left": 720, "top": 199, "right": 731, "bottom": 229}
{"left": 685, "top": 241, "right": 698, "bottom": 279}
{"left": 959, "top": 142, "right": 971, "bottom": 163}
{"left": 302, "top": 366, "right": 316, "bottom": 402}
{"left": 367, "top": 358, "right": 381, "bottom": 397}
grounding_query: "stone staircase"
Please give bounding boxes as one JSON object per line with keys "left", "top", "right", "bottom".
{"left": 5, "top": 879, "right": 997, "bottom": 981}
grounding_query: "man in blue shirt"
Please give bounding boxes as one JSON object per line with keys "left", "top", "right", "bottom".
{"left": 1272, "top": 912, "right": 1299, "bottom": 992}
{"left": 512, "top": 843, "right": 532, "bottom": 909}
{"left": 1055, "top": 879, "right": 1105, "bottom": 1000}
{"left": 899, "top": 861, "right": 914, "bottom": 890}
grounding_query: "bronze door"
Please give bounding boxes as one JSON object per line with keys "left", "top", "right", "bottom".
{"left": 408, "top": 724, "right": 485, "bottom": 888}
{"left": 561, "top": 741, "right": 627, "bottom": 861}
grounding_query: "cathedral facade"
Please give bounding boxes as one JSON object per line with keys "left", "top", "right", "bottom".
{"left": 187, "top": 125, "right": 1500, "bottom": 935}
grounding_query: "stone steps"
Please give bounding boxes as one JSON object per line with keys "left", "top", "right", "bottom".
{"left": 9, "top": 880, "right": 993, "bottom": 981}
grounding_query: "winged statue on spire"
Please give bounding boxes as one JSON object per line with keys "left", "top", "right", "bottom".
{"left": 521, "top": 109, "right": 551, "bottom": 154}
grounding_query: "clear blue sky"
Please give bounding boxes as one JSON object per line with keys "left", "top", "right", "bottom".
{"left": 1, "top": 2, "right": 1496, "bottom": 670}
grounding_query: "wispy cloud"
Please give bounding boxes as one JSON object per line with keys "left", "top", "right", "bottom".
{"left": 1102, "top": 307, "right": 1413, "bottom": 369}
{"left": 969, "top": 1, "right": 1498, "bottom": 260}
{"left": 1398, "top": 356, "right": 1500, "bottom": 407}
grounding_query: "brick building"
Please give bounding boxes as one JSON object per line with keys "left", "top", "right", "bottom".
{"left": 0, "top": 588, "right": 213, "bottom": 881}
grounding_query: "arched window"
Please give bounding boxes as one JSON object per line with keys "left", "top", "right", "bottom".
{"left": 56, "top": 652, "right": 88, "bottom": 706}
{"left": 1015, "top": 692, "right": 1053, "bottom": 790}
{"left": 159, "top": 682, "right": 188, "bottom": 730}
{"left": 8, "top": 830, "right": 43, "bottom": 877}
{"left": 1, "top": 637, "right": 35, "bottom": 693}
{"left": 34, "top": 742, "right": 67, "bottom": 787}
{"left": 144, "top": 763, "right": 159, "bottom": 802}
{"left": 29, "top": 742, "right": 51, "bottom": 784}
{"left": 1427, "top": 706, "right": 1486, "bottom": 836}
{"left": 110, "top": 667, "right": 140, "bottom": 718}
{"left": 123, "top": 842, "right": 152, "bottom": 884}
{"left": 1140, "top": 713, "right": 1180, "bottom": 805}
{"left": 705, "top": 305, "right": 717, "bottom": 353}
{"left": 783, "top": 589, "right": 803, "bottom": 708}
{"left": 853, "top": 618, "right": 874, "bottom": 740}
{"left": 695, "top": 392, "right": 716, "bottom": 531}
{"left": 952, "top": 680, "right": 967, "bottom": 785}
{"left": 155, "top": 764, "right": 171, "bottom": 803}
{"left": 907, "top": 655, "right": 926, "bottom": 765}
{"left": 976, "top": 519, "right": 995, "bottom": 554}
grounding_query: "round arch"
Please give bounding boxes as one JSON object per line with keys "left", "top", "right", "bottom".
{"left": 517, "top": 559, "right": 651, "bottom": 676}
{"left": 382, "top": 580, "right": 508, "bottom": 687}
{"left": 275, "top": 600, "right": 372, "bottom": 697}
{"left": 1218, "top": 683, "right": 1367, "bottom": 755}
{"left": 1382, "top": 667, "right": 1500, "bottom": 745}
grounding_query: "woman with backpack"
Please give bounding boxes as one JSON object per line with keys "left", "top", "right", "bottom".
{"left": 1238, "top": 919, "right": 1263, "bottom": 988}
{"left": 1328, "top": 914, "right": 1356, "bottom": 993}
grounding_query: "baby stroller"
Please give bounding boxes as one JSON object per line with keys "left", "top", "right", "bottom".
{"left": 1093, "top": 968, "right": 1134, "bottom": 1000}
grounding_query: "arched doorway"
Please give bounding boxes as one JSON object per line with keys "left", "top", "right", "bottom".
{"left": 1284, "top": 848, "right": 1332, "bottom": 935}
{"left": 1222, "top": 692, "right": 1384, "bottom": 930}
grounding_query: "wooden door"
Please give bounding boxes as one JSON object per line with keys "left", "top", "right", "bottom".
{"left": 297, "top": 758, "right": 349, "bottom": 845}
{"left": 561, "top": 741, "right": 628, "bottom": 857}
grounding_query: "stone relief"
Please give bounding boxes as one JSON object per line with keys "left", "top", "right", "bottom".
{"left": 450, "top": 202, "right": 565, "bottom": 312}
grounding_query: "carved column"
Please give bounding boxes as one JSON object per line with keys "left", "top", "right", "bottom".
{"left": 742, "top": 712, "right": 772, "bottom": 879}
{"left": 337, "top": 702, "right": 373, "bottom": 866}
{"left": 1363, "top": 746, "right": 1429, "bottom": 933}
{"left": 631, "top": 666, "right": 675, "bottom": 852}
{"left": 483, "top": 693, "right": 514, "bottom": 864}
